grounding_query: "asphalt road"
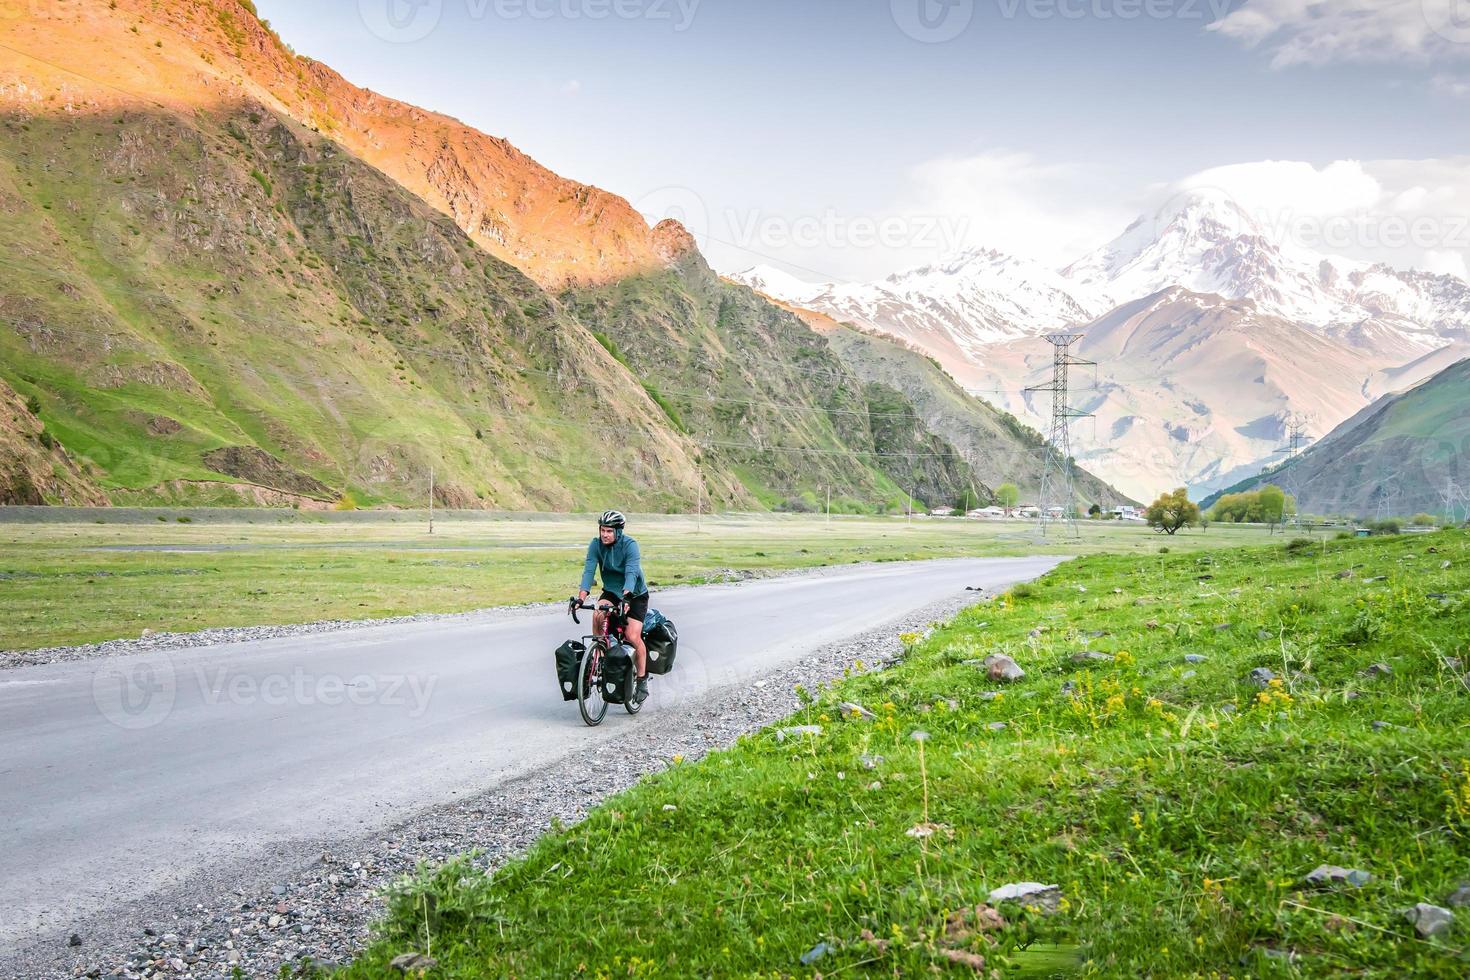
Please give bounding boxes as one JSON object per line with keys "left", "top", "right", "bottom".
{"left": 0, "top": 556, "right": 1061, "bottom": 953}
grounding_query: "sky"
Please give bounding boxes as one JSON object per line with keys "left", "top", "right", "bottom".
{"left": 254, "top": 0, "right": 1470, "bottom": 283}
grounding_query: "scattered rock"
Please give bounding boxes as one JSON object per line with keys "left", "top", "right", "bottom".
{"left": 1185, "top": 654, "right": 1207, "bottom": 664}
{"left": 1182, "top": 670, "right": 1197, "bottom": 680}
{"left": 1214, "top": 623, "right": 1232, "bottom": 632}
{"left": 837, "top": 701, "right": 876, "bottom": 720}
{"left": 1363, "top": 663, "right": 1393, "bottom": 678}
{"left": 1248, "top": 667, "right": 1277, "bottom": 688}
{"left": 68, "top": 934, "right": 82, "bottom": 948}
{"left": 1257, "top": 629, "right": 1273, "bottom": 640}
{"left": 1304, "top": 865, "right": 1371, "bottom": 888}
{"left": 987, "top": 722, "right": 1007, "bottom": 732}
{"left": 988, "top": 882, "right": 1062, "bottom": 912}
{"left": 979, "top": 691, "right": 1002, "bottom": 701}
{"left": 1371, "top": 721, "right": 1394, "bottom": 731}
{"left": 1145, "top": 619, "right": 1160, "bottom": 629}
{"left": 1083, "top": 629, "right": 1110, "bottom": 639}
{"left": 799, "top": 942, "right": 830, "bottom": 966}
{"left": 1401, "top": 903, "right": 1454, "bottom": 939}
{"left": 1070, "top": 651, "right": 1113, "bottom": 664}
{"left": 1445, "top": 884, "right": 1470, "bottom": 908}
{"left": 1060, "top": 681, "right": 1077, "bottom": 695}
{"left": 983, "top": 654, "right": 1024, "bottom": 682}
{"left": 1334, "top": 569, "right": 1354, "bottom": 580}
{"left": 776, "top": 725, "right": 823, "bottom": 742}
{"left": 1219, "top": 704, "right": 1238, "bottom": 715}
{"left": 939, "top": 947, "right": 987, "bottom": 971}
{"left": 390, "top": 952, "right": 438, "bottom": 973}
{"left": 1442, "top": 560, "right": 1453, "bottom": 570}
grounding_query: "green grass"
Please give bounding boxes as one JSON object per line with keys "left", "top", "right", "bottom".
{"left": 326, "top": 528, "right": 1470, "bottom": 978}
{"left": 0, "top": 513, "right": 1265, "bottom": 651}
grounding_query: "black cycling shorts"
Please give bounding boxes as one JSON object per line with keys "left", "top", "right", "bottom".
{"left": 600, "top": 590, "right": 649, "bottom": 623}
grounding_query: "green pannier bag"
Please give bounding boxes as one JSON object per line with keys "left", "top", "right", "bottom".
{"left": 554, "top": 640, "right": 584, "bottom": 701}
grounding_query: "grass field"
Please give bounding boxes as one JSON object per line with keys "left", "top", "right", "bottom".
{"left": 0, "top": 511, "right": 1271, "bottom": 652}
{"left": 328, "top": 528, "right": 1470, "bottom": 979}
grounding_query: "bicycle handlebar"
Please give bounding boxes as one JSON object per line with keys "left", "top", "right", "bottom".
{"left": 567, "top": 596, "right": 628, "bottom": 625}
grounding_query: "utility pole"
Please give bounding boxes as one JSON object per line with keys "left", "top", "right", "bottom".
{"left": 428, "top": 466, "right": 435, "bottom": 535}
{"left": 696, "top": 480, "right": 703, "bottom": 534}
{"left": 1025, "top": 334, "right": 1094, "bottom": 538}
{"left": 826, "top": 485, "right": 831, "bottom": 526}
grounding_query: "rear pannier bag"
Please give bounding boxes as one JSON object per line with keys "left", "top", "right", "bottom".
{"left": 602, "top": 645, "right": 634, "bottom": 704}
{"left": 554, "top": 640, "right": 584, "bottom": 701}
{"left": 644, "top": 615, "right": 678, "bottom": 676}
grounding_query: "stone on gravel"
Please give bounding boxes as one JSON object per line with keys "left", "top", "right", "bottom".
{"left": 983, "top": 654, "right": 1024, "bottom": 682}
{"left": 1248, "top": 667, "right": 1276, "bottom": 688}
{"left": 1304, "top": 865, "right": 1371, "bottom": 888}
{"left": 1402, "top": 903, "right": 1454, "bottom": 938}
{"left": 838, "top": 701, "right": 876, "bottom": 720}
{"left": 776, "top": 725, "right": 823, "bottom": 742}
{"left": 68, "top": 933, "right": 82, "bottom": 947}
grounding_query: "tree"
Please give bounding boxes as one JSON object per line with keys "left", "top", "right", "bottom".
{"left": 1411, "top": 512, "right": 1437, "bottom": 527}
{"left": 1087, "top": 503, "right": 1102, "bottom": 518}
{"left": 954, "top": 488, "right": 984, "bottom": 512}
{"left": 1259, "top": 484, "right": 1287, "bottom": 533}
{"left": 1145, "top": 487, "right": 1200, "bottom": 536}
{"left": 996, "top": 483, "right": 1020, "bottom": 512}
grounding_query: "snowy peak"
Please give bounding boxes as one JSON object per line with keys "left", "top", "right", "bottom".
{"left": 731, "top": 265, "right": 829, "bottom": 304}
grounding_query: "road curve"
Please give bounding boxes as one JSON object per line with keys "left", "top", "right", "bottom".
{"left": 0, "top": 556, "right": 1061, "bottom": 952}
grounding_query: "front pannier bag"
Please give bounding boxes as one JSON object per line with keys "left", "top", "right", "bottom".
{"left": 554, "top": 640, "right": 584, "bottom": 701}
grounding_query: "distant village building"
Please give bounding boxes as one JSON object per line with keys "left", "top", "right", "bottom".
{"left": 1110, "top": 505, "right": 1142, "bottom": 521}
{"left": 929, "top": 506, "right": 956, "bottom": 517}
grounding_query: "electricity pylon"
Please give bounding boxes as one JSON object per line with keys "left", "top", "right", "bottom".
{"left": 1025, "top": 334, "right": 1094, "bottom": 538}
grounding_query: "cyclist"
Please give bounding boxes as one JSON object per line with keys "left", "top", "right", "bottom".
{"left": 577, "top": 510, "right": 652, "bottom": 704}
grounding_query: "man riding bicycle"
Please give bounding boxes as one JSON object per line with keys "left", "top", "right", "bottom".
{"left": 577, "top": 510, "right": 652, "bottom": 704}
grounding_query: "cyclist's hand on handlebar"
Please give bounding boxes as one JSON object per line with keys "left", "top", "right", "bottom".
{"left": 577, "top": 590, "right": 589, "bottom": 604}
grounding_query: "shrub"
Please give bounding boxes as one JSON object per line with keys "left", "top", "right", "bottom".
{"left": 25, "top": 394, "right": 41, "bottom": 415}
{"left": 1285, "top": 537, "right": 1316, "bottom": 553}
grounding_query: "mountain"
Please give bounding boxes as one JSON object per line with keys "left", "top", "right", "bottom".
{"left": 733, "top": 248, "right": 1106, "bottom": 370}
{"left": 1064, "top": 191, "right": 1470, "bottom": 357}
{"left": 773, "top": 302, "right": 1134, "bottom": 507}
{"left": 928, "top": 289, "right": 1393, "bottom": 502}
{"left": 741, "top": 191, "right": 1470, "bottom": 499}
{"left": 1201, "top": 356, "right": 1470, "bottom": 518}
{"left": 0, "top": 0, "right": 1000, "bottom": 511}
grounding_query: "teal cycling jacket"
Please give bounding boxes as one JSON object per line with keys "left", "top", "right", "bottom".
{"left": 580, "top": 529, "right": 648, "bottom": 597}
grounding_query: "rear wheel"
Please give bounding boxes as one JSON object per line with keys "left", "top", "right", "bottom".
{"left": 576, "top": 643, "right": 608, "bottom": 726}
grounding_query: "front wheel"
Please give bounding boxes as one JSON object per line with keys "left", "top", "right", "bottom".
{"left": 576, "top": 644, "right": 608, "bottom": 727}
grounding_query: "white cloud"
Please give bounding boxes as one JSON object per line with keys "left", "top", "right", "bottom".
{"left": 1178, "top": 160, "right": 1382, "bottom": 219}
{"left": 560, "top": 79, "right": 582, "bottom": 96}
{"left": 1208, "top": 0, "right": 1470, "bottom": 67}
{"left": 899, "top": 151, "right": 1131, "bottom": 267}
{"left": 1424, "top": 249, "right": 1470, "bottom": 277}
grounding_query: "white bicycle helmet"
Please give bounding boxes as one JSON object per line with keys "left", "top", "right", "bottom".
{"left": 599, "top": 510, "right": 626, "bottom": 529}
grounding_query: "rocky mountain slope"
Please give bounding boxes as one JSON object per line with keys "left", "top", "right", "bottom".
{"left": 1202, "top": 356, "right": 1470, "bottom": 518}
{"left": 0, "top": 0, "right": 993, "bottom": 510}
{"left": 773, "top": 301, "right": 1133, "bottom": 507}
{"left": 939, "top": 289, "right": 1393, "bottom": 501}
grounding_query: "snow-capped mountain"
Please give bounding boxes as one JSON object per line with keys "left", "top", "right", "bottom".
{"left": 731, "top": 191, "right": 1470, "bottom": 500}
{"left": 734, "top": 248, "right": 1107, "bottom": 370}
{"left": 739, "top": 190, "right": 1470, "bottom": 363}
{"left": 1064, "top": 190, "right": 1470, "bottom": 356}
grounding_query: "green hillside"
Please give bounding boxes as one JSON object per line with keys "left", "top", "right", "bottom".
{"left": 1201, "top": 358, "right": 1470, "bottom": 518}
